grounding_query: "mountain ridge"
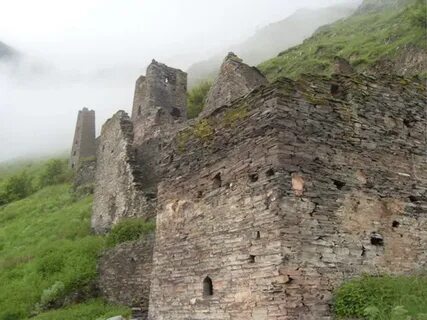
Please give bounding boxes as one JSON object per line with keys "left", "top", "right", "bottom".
{"left": 187, "top": 3, "right": 357, "bottom": 86}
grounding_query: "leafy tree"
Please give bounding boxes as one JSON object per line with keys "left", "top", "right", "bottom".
{"left": 3, "top": 171, "right": 33, "bottom": 203}
{"left": 39, "top": 159, "right": 72, "bottom": 188}
{"left": 187, "top": 81, "right": 212, "bottom": 119}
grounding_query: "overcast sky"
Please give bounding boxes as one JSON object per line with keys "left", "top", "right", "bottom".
{"left": 0, "top": 0, "right": 358, "bottom": 162}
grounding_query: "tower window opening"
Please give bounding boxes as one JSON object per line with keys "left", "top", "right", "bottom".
{"left": 203, "top": 276, "right": 213, "bottom": 296}
{"left": 249, "top": 173, "right": 259, "bottom": 183}
{"left": 213, "top": 173, "right": 222, "bottom": 188}
{"left": 249, "top": 255, "right": 256, "bottom": 263}
{"left": 138, "top": 105, "right": 142, "bottom": 116}
{"left": 170, "top": 107, "right": 181, "bottom": 118}
{"left": 331, "top": 84, "right": 340, "bottom": 95}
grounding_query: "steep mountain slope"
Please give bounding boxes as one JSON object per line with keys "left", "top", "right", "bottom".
{"left": 259, "top": 0, "right": 426, "bottom": 81}
{"left": 0, "top": 41, "right": 17, "bottom": 60}
{"left": 187, "top": 4, "right": 356, "bottom": 86}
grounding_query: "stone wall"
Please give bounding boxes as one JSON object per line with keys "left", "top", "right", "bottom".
{"left": 69, "top": 107, "right": 96, "bottom": 170}
{"left": 73, "top": 158, "right": 96, "bottom": 195}
{"left": 148, "top": 74, "right": 426, "bottom": 320}
{"left": 99, "top": 234, "right": 155, "bottom": 317}
{"left": 201, "top": 52, "right": 268, "bottom": 117}
{"left": 92, "top": 111, "right": 155, "bottom": 233}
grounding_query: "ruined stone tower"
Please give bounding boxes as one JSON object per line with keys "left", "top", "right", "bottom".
{"left": 69, "top": 107, "right": 96, "bottom": 169}
{"left": 131, "top": 60, "right": 187, "bottom": 141}
{"left": 131, "top": 60, "right": 188, "bottom": 193}
{"left": 201, "top": 52, "right": 268, "bottom": 117}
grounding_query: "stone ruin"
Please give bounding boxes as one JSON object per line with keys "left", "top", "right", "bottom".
{"left": 202, "top": 52, "right": 268, "bottom": 116}
{"left": 69, "top": 107, "right": 96, "bottom": 170}
{"left": 69, "top": 107, "right": 97, "bottom": 194}
{"left": 70, "top": 54, "right": 427, "bottom": 320}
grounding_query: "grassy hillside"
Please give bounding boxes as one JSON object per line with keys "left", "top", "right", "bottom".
{"left": 0, "top": 161, "right": 129, "bottom": 320}
{"left": 259, "top": 0, "right": 426, "bottom": 80}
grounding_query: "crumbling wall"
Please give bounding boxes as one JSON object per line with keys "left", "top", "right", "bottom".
{"left": 131, "top": 60, "right": 187, "bottom": 141}
{"left": 92, "top": 111, "right": 155, "bottom": 234}
{"left": 201, "top": 52, "right": 268, "bottom": 117}
{"left": 69, "top": 107, "right": 96, "bottom": 170}
{"left": 73, "top": 158, "right": 96, "bottom": 195}
{"left": 99, "top": 234, "right": 155, "bottom": 317}
{"left": 148, "top": 74, "right": 426, "bottom": 320}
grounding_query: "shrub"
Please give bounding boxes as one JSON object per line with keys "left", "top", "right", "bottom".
{"left": 187, "top": 81, "right": 212, "bottom": 118}
{"left": 39, "top": 159, "right": 72, "bottom": 188}
{"left": 39, "top": 281, "right": 66, "bottom": 310}
{"left": 3, "top": 171, "right": 33, "bottom": 203}
{"left": 106, "top": 218, "right": 155, "bottom": 247}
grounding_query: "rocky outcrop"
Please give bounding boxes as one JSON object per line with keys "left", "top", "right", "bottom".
{"left": 201, "top": 53, "right": 268, "bottom": 117}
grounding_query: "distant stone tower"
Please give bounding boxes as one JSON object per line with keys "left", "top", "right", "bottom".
{"left": 69, "top": 107, "right": 96, "bottom": 169}
{"left": 131, "top": 60, "right": 187, "bottom": 140}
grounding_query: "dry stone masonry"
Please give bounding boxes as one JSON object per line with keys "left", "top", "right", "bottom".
{"left": 69, "top": 107, "right": 96, "bottom": 170}
{"left": 70, "top": 54, "right": 427, "bottom": 319}
{"left": 92, "top": 111, "right": 154, "bottom": 233}
{"left": 201, "top": 52, "right": 268, "bottom": 117}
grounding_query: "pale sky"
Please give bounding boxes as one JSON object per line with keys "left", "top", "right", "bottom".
{"left": 0, "top": 0, "right": 359, "bottom": 162}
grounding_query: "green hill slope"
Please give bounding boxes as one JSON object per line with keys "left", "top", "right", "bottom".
{"left": 259, "top": 0, "right": 426, "bottom": 81}
{"left": 0, "top": 162, "right": 129, "bottom": 320}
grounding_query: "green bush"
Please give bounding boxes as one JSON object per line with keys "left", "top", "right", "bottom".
{"left": 39, "top": 281, "right": 66, "bottom": 310}
{"left": 38, "top": 159, "right": 72, "bottom": 188}
{"left": 187, "top": 80, "right": 212, "bottom": 119}
{"left": 106, "top": 218, "right": 155, "bottom": 247}
{"left": 334, "top": 274, "right": 427, "bottom": 319}
{"left": 3, "top": 171, "right": 33, "bottom": 203}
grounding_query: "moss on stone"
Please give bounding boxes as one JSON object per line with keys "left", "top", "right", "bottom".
{"left": 223, "top": 104, "right": 249, "bottom": 127}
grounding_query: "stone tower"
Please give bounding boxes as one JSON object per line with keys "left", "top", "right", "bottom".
{"left": 131, "top": 60, "right": 188, "bottom": 193}
{"left": 131, "top": 60, "right": 187, "bottom": 140}
{"left": 201, "top": 52, "right": 268, "bottom": 117}
{"left": 69, "top": 107, "right": 96, "bottom": 169}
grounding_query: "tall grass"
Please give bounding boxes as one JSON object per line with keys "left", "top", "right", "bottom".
{"left": 0, "top": 170, "right": 129, "bottom": 319}
{"left": 334, "top": 274, "right": 427, "bottom": 319}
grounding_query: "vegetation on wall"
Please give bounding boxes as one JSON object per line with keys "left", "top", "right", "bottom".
{"left": 259, "top": 0, "right": 426, "bottom": 80}
{"left": 334, "top": 274, "right": 427, "bottom": 319}
{"left": 106, "top": 218, "right": 155, "bottom": 247}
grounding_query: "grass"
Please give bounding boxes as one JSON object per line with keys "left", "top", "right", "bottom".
{"left": 0, "top": 175, "right": 129, "bottom": 319}
{"left": 30, "top": 299, "right": 130, "bottom": 320}
{"left": 259, "top": 0, "right": 426, "bottom": 81}
{"left": 334, "top": 274, "right": 427, "bottom": 319}
{"left": 106, "top": 218, "right": 155, "bottom": 247}
{"left": 187, "top": 80, "right": 212, "bottom": 118}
